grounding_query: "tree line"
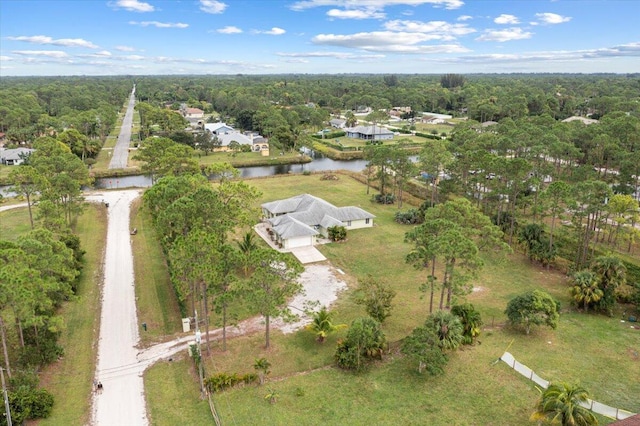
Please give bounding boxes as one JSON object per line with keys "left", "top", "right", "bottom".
{"left": 1, "top": 137, "right": 90, "bottom": 423}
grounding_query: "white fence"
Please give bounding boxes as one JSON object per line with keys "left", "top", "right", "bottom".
{"left": 500, "top": 352, "right": 637, "bottom": 421}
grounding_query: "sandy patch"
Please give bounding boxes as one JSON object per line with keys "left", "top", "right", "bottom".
{"left": 273, "top": 263, "right": 348, "bottom": 334}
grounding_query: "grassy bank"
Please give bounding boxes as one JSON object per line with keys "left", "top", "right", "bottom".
{"left": 130, "top": 198, "right": 183, "bottom": 345}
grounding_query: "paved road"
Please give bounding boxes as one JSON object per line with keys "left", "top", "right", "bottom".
{"left": 109, "top": 86, "right": 136, "bottom": 169}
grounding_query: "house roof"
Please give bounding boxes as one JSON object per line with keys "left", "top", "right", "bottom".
{"left": 264, "top": 194, "right": 375, "bottom": 225}
{"left": 204, "top": 122, "right": 234, "bottom": 134}
{"left": 346, "top": 125, "right": 393, "bottom": 135}
{"left": 217, "top": 132, "right": 253, "bottom": 146}
{"left": 609, "top": 413, "right": 640, "bottom": 425}
{"left": 330, "top": 118, "right": 346, "bottom": 126}
{"left": 269, "top": 215, "right": 319, "bottom": 239}
{"left": 185, "top": 107, "right": 203, "bottom": 115}
{"left": 561, "top": 116, "right": 599, "bottom": 125}
{"left": 265, "top": 194, "right": 374, "bottom": 241}
{"left": 0, "top": 147, "right": 34, "bottom": 161}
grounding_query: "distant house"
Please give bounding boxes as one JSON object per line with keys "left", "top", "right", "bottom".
{"left": 561, "top": 116, "right": 599, "bottom": 125}
{"left": 345, "top": 125, "right": 394, "bottom": 141}
{"left": 183, "top": 107, "right": 204, "bottom": 119}
{"left": 329, "top": 118, "right": 346, "bottom": 129}
{"left": 262, "top": 194, "right": 375, "bottom": 249}
{"left": 204, "top": 122, "right": 235, "bottom": 135}
{"left": 389, "top": 106, "right": 411, "bottom": 117}
{"left": 421, "top": 116, "right": 447, "bottom": 124}
{"left": 204, "top": 123, "right": 268, "bottom": 154}
{"left": 0, "top": 147, "right": 34, "bottom": 165}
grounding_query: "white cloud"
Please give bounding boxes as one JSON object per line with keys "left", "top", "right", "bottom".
{"left": 129, "top": 21, "right": 189, "bottom": 28}
{"left": 476, "top": 27, "right": 532, "bottom": 42}
{"left": 290, "top": 0, "right": 464, "bottom": 12}
{"left": 256, "top": 27, "right": 286, "bottom": 35}
{"left": 277, "top": 51, "right": 386, "bottom": 59}
{"left": 0, "top": 56, "right": 13, "bottom": 61}
{"left": 494, "top": 14, "right": 519, "bottom": 24}
{"left": 7, "top": 35, "right": 98, "bottom": 48}
{"left": 110, "top": 0, "right": 154, "bottom": 12}
{"left": 124, "top": 55, "right": 146, "bottom": 60}
{"left": 12, "top": 50, "right": 69, "bottom": 58}
{"left": 327, "top": 8, "right": 386, "bottom": 19}
{"left": 115, "top": 45, "right": 136, "bottom": 51}
{"left": 457, "top": 15, "right": 472, "bottom": 21}
{"left": 384, "top": 19, "right": 475, "bottom": 38}
{"left": 199, "top": 0, "right": 227, "bottom": 14}
{"left": 440, "top": 42, "right": 640, "bottom": 65}
{"left": 313, "top": 31, "right": 469, "bottom": 53}
{"left": 217, "top": 26, "right": 242, "bottom": 34}
{"left": 535, "top": 12, "right": 571, "bottom": 24}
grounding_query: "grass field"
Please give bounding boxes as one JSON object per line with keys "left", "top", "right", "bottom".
{"left": 141, "top": 173, "right": 639, "bottom": 425}
{"left": 130, "top": 198, "right": 183, "bottom": 345}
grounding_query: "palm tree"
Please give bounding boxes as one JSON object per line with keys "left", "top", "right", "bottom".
{"left": 531, "top": 382, "right": 598, "bottom": 425}
{"left": 571, "top": 270, "right": 603, "bottom": 312}
{"left": 253, "top": 357, "right": 271, "bottom": 385}
{"left": 591, "top": 254, "right": 626, "bottom": 315}
{"left": 237, "top": 231, "right": 257, "bottom": 275}
{"left": 424, "top": 310, "right": 463, "bottom": 350}
{"left": 305, "top": 306, "right": 346, "bottom": 343}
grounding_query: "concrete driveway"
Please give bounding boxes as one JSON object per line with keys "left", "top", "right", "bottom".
{"left": 289, "top": 245, "right": 327, "bottom": 264}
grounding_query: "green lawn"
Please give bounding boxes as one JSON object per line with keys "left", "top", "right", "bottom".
{"left": 0, "top": 205, "right": 33, "bottom": 240}
{"left": 131, "top": 198, "right": 183, "bottom": 345}
{"left": 143, "top": 173, "right": 640, "bottom": 425}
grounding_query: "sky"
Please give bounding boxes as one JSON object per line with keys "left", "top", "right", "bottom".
{"left": 1, "top": 0, "right": 639, "bottom": 76}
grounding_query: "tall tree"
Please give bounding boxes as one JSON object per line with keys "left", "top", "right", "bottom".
{"left": 9, "top": 166, "right": 42, "bottom": 230}
{"left": 133, "top": 137, "right": 200, "bottom": 182}
{"left": 243, "top": 249, "right": 303, "bottom": 348}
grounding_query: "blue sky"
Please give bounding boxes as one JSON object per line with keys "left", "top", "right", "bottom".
{"left": 1, "top": 0, "right": 639, "bottom": 76}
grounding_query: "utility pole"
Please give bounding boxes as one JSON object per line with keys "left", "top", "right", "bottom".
{"left": 1, "top": 367, "right": 12, "bottom": 426}
{"left": 194, "top": 310, "right": 204, "bottom": 399}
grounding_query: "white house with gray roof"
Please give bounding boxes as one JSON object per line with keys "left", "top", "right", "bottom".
{"left": 261, "top": 194, "right": 375, "bottom": 249}
{"left": 345, "top": 125, "right": 394, "bottom": 141}
{"left": 0, "top": 147, "right": 34, "bottom": 165}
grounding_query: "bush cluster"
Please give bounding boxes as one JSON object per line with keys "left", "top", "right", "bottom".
{"left": 204, "top": 372, "right": 259, "bottom": 393}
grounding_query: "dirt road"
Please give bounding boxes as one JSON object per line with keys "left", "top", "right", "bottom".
{"left": 91, "top": 190, "right": 147, "bottom": 426}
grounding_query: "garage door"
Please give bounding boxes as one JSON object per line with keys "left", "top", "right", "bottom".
{"left": 286, "top": 236, "right": 313, "bottom": 249}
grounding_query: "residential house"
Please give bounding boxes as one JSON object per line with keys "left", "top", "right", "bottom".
{"left": 0, "top": 147, "right": 34, "bottom": 165}
{"left": 204, "top": 122, "right": 235, "bottom": 135}
{"left": 262, "top": 194, "right": 375, "bottom": 249}
{"left": 345, "top": 125, "right": 394, "bottom": 141}
{"left": 329, "top": 118, "right": 346, "bottom": 129}
{"left": 204, "top": 123, "right": 268, "bottom": 154}
{"left": 182, "top": 107, "right": 204, "bottom": 119}
{"left": 389, "top": 106, "right": 411, "bottom": 117}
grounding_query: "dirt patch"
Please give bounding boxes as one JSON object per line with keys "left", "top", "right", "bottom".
{"left": 274, "top": 263, "right": 348, "bottom": 334}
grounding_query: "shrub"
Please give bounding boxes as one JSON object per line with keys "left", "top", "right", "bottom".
{"left": 328, "top": 226, "right": 347, "bottom": 242}
{"left": 395, "top": 208, "right": 423, "bottom": 225}
{"left": 373, "top": 193, "right": 395, "bottom": 204}
{"left": 204, "top": 372, "right": 259, "bottom": 393}
{"left": 335, "top": 317, "right": 386, "bottom": 371}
